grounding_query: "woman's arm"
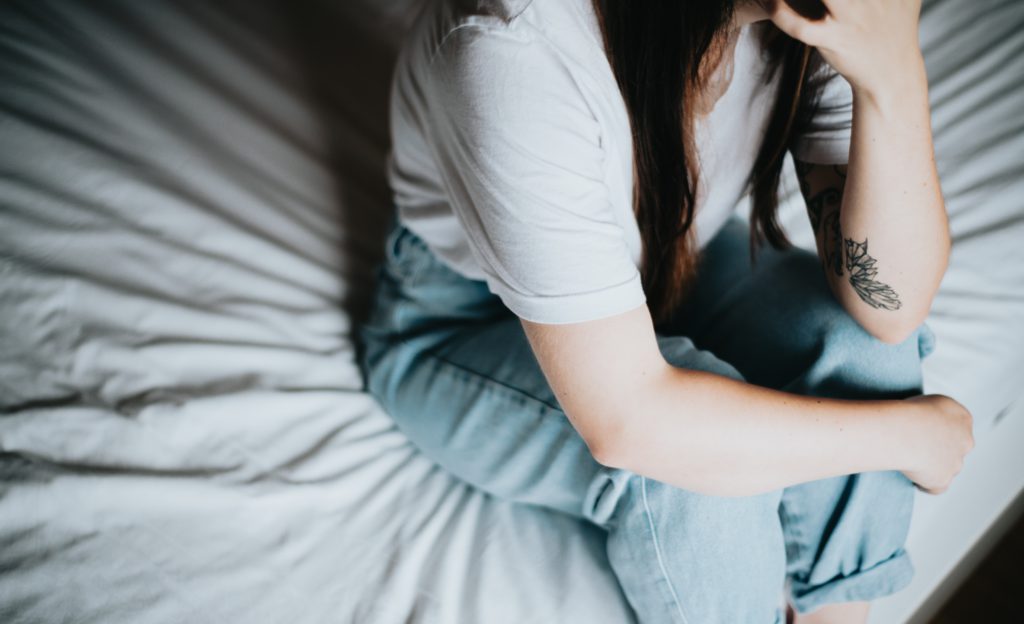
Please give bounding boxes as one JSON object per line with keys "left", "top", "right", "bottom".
{"left": 794, "top": 158, "right": 947, "bottom": 346}
{"left": 772, "top": 0, "right": 950, "bottom": 344}
{"left": 522, "top": 305, "right": 972, "bottom": 497}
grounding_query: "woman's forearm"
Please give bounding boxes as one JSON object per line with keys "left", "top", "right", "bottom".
{"left": 524, "top": 304, "right": 967, "bottom": 499}
{"left": 834, "top": 55, "right": 950, "bottom": 343}
{"left": 603, "top": 365, "right": 920, "bottom": 497}
{"left": 767, "top": 0, "right": 950, "bottom": 343}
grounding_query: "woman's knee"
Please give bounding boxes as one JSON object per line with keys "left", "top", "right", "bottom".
{"left": 811, "top": 305, "right": 932, "bottom": 399}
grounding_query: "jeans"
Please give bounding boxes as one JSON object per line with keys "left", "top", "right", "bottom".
{"left": 359, "top": 215, "right": 935, "bottom": 623}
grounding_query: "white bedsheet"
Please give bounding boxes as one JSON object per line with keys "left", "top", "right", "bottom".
{"left": 0, "top": 1, "right": 1021, "bottom": 623}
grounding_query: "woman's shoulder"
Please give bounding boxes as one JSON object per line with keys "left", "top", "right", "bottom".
{"left": 406, "top": 0, "right": 599, "bottom": 114}
{"left": 449, "top": 0, "right": 535, "bottom": 24}
{"left": 415, "top": 0, "right": 539, "bottom": 58}
{"left": 409, "top": 0, "right": 600, "bottom": 72}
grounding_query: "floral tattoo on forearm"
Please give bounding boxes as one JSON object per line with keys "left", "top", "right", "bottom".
{"left": 799, "top": 164, "right": 902, "bottom": 311}
{"left": 844, "top": 238, "right": 902, "bottom": 310}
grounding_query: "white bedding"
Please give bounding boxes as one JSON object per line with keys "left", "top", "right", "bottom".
{"left": 1, "top": 1, "right": 1021, "bottom": 623}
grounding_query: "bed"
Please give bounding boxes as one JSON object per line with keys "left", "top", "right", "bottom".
{"left": 1, "top": 1, "right": 1021, "bottom": 622}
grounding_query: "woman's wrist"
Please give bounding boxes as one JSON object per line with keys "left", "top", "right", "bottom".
{"left": 825, "top": 397, "right": 931, "bottom": 477}
{"left": 889, "top": 399, "right": 931, "bottom": 475}
{"left": 850, "top": 51, "right": 929, "bottom": 117}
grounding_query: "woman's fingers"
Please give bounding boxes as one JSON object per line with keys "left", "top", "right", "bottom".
{"left": 767, "top": 0, "right": 831, "bottom": 46}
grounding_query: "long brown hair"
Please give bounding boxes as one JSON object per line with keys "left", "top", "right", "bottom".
{"left": 592, "top": 0, "right": 825, "bottom": 323}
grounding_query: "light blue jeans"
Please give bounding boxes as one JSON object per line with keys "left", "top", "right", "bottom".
{"left": 359, "top": 215, "right": 934, "bottom": 623}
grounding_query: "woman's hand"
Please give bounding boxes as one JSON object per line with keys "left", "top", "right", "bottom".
{"left": 763, "top": 0, "right": 925, "bottom": 98}
{"left": 900, "top": 395, "right": 975, "bottom": 495}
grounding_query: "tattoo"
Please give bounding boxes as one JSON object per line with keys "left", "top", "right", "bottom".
{"left": 844, "top": 238, "right": 903, "bottom": 311}
{"left": 806, "top": 187, "right": 842, "bottom": 235}
{"left": 797, "top": 163, "right": 900, "bottom": 312}
{"left": 822, "top": 209, "right": 843, "bottom": 277}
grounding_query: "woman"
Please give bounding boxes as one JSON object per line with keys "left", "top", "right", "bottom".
{"left": 360, "top": 0, "right": 975, "bottom": 621}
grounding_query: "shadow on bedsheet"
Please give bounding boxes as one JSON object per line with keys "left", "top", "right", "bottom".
{"left": 0, "top": 0, "right": 414, "bottom": 409}
{"left": 274, "top": 1, "right": 405, "bottom": 332}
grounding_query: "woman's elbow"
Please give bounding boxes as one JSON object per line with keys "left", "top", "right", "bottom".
{"left": 861, "top": 308, "right": 930, "bottom": 345}
{"left": 563, "top": 401, "right": 635, "bottom": 469}
{"left": 578, "top": 416, "right": 629, "bottom": 468}
{"left": 868, "top": 323, "right": 918, "bottom": 346}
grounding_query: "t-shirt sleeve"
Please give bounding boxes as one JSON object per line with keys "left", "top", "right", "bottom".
{"left": 422, "top": 24, "right": 646, "bottom": 325}
{"left": 790, "top": 60, "right": 854, "bottom": 164}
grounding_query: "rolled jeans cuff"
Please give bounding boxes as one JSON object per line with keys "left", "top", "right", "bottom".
{"left": 790, "top": 548, "right": 915, "bottom": 614}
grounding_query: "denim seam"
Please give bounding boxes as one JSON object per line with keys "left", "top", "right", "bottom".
{"left": 421, "top": 346, "right": 563, "bottom": 413}
{"left": 641, "top": 477, "right": 691, "bottom": 624}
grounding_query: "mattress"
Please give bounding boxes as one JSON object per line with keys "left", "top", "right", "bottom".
{"left": 1, "top": 1, "right": 1021, "bottom": 623}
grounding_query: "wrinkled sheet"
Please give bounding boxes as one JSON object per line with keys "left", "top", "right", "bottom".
{"left": 0, "top": 1, "right": 1021, "bottom": 623}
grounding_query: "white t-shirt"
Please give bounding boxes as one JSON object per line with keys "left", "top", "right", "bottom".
{"left": 388, "top": 0, "right": 853, "bottom": 324}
